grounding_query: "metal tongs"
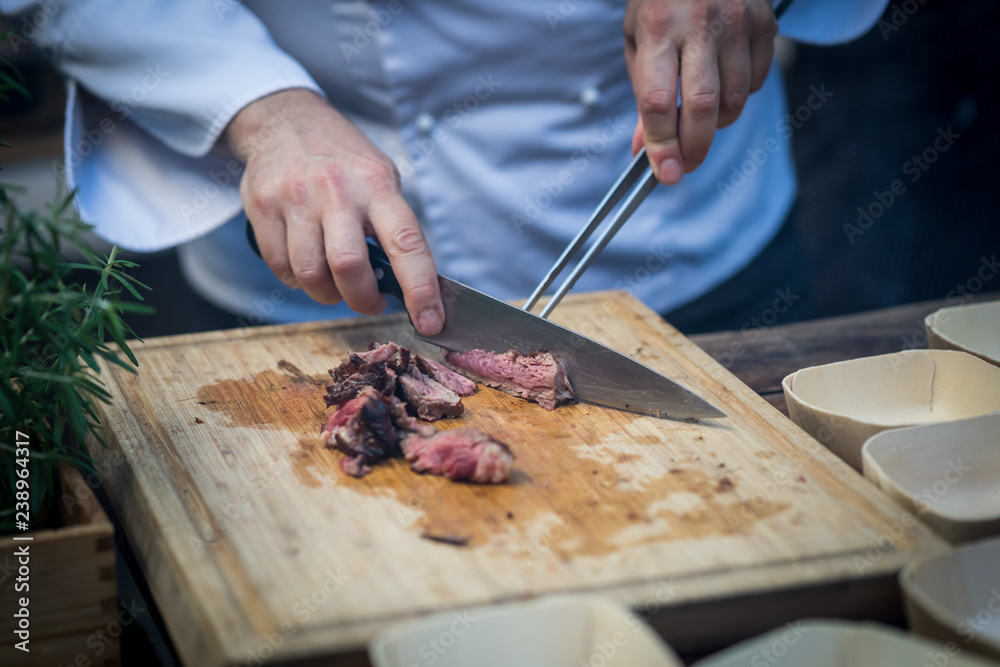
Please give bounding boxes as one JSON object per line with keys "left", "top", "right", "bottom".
{"left": 523, "top": 147, "right": 656, "bottom": 318}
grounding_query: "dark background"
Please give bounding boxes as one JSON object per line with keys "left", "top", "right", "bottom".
{"left": 784, "top": 0, "right": 1000, "bottom": 318}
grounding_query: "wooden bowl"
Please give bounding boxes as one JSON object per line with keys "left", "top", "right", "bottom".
{"left": 693, "top": 619, "right": 996, "bottom": 667}
{"left": 900, "top": 538, "right": 1000, "bottom": 662}
{"left": 369, "top": 595, "right": 682, "bottom": 667}
{"left": 862, "top": 413, "right": 1000, "bottom": 543}
{"left": 925, "top": 301, "right": 1000, "bottom": 366}
{"left": 782, "top": 350, "right": 1000, "bottom": 470}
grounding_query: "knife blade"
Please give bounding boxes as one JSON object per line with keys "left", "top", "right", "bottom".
{"left": 367, "top": 242, "right": 725, "bottom": 419}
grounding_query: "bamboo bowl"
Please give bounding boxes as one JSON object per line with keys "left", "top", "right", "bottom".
{"left": 862, "top": 413, "right": 1000, "bottom": 543}
{"left": 925, "top": 301, "right": 1000, "bottom": 367}
{"left": 782, "top": 350, "right": 1000, "bottom": 470}
{"left": 693, "top": 619, "right": 996, "bottom": 667}
{"left": 369, "top": 595, "right": 682, "bottom": 667}
{"left": 900, "top": 538, "right": 1000, "bottom": 662}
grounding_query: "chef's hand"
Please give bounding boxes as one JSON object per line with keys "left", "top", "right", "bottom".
{"left": 624, "top": 0, "right": 778, "bottom": 184}
{"left": 223, "top": 89, "right": 444, "bottom": 335}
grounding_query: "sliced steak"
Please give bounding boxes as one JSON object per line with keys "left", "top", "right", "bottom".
{"left": 360, "top": 341, "right": 411, "bottom": 373}
{"left": 413, "top": 355, "right": 477, "bottom": 396}
{"left": 386, "top": 393, "right": 436, "bottom": 437}
{"left": 398, "top": 365, "right": 464, "bottom": 420}
{"left": 320, "top": 387, "right": 400, "bottom": 478}
{"left": 444, "top": 349, "right": 574, "bottom": 410}
{"left": 324, "top": 354, "right": 396, "bottom": 407}
{"left": 401, "top": 428, "right": 514, "bottom": 483}
{"left": 323, "top": 365, "right": 396, "bottom": 407}
{"left": 320, "top": 340, "right": 513, "bottom": 483}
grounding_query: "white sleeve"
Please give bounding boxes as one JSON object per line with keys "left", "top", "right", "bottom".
{"left": 777, "top": 0, "right": 891, "bottom": 44}
{"left": 1, "top": 0, "right": 322, "bottom": 251}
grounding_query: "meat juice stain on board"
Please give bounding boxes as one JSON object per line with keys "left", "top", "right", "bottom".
{"left": 195, "top": 361, "right": 788, "bottom": 558}
{"left": 196, "top": 361, "right": 332, "bottom": 489}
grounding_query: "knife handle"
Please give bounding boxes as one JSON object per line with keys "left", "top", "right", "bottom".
{"left": 364, "top": 240, "right": 405, "bottom": 302}
{"left": 245, "top": 219, "right": 405, "bottom": 302}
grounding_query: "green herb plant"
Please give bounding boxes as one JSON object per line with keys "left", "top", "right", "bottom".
{"left": 1, "top": 42, "right": 152, "bottom": 532}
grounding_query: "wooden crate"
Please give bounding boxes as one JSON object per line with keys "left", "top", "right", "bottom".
{"left": 0, "top": 464, "right": 119, "bottom": 666}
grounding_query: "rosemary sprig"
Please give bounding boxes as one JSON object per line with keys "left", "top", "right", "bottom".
{"left": 0, "top": 183, "right": 153, "bottom": 531}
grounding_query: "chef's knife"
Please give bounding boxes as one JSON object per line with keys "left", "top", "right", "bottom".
{"left": 368, "top": 244, "right": 723, "bottom": 419}
{"left": 246, "top": 226, "right": 722, "bottom": 418}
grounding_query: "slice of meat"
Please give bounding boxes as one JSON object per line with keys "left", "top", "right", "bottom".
{"left": 339, "top": 454, "right": 370, "bottom": 478}
{"left": 323, "top": 364, "right": 396, "bottom": 407}
{"left": 325, "top": 354, "right": 396, "bottom": 407}
{"left": 326, "top": 341, "right": 408, "bottom": 392}
{"left": 398, "top": 365, "right": 464, "bottom": 420}
{"left": 329, "top": 352, "right": 374, "bottom": 383}
{"left": 320, "top": 387, "right": 400, "bottom": 478}
{"left": 401, "top": 428, "right": 514, "bottom": 483}
{"left": 444, "top": 349, "right": 574, "bottom": 410}
{"left": 413, "top": 355, "right": 477, "bottom": 396}
{"left": 386, "top": 394, "right": 436, "bottom": 437}
{"left": 359, "top": 341, "right": 410, "bottom": 373}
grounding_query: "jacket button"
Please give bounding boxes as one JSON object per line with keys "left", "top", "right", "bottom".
{"left": 580, "top": 86, "right": 600, "bottom": 107}
{"left": 415, "top": 112, "right": 435, "bottom": 134}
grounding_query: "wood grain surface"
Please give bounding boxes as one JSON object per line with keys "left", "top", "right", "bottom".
{"left": 85, "top": 291, "right": 949, "bottom": 665}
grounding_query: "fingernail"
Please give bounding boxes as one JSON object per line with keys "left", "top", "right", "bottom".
{"left": 658, "top": 158, "right": 682, "bottom": 184}
{"left": 417, "top": 308, "right": 443, "bottom": 335}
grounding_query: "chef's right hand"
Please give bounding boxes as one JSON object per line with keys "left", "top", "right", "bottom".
{"left": 223, "top": 88, "right": 445, "bottom": 336}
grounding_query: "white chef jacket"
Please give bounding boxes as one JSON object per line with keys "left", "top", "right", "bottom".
{"left": 6, "top": 0, "right": 887, "bottom": 324}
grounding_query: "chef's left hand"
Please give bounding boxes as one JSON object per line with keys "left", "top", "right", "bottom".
{"left": 624, "top": 0, "right": 778, "bottom": 184}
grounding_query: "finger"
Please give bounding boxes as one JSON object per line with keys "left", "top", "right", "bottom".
{"left": 241, "top": 174, "right": 300, "bottom": 288}
{"left": 631, "top": 119, "right": 644, "bottom": 156}
{"left": 245, "top": 210, "right": 298, "bottom": 289}
{"left": 323, "top": 209, "right": 386, "bottom": 316}
{"left": 286, "top": 207, "right": 341, "bottom": 304}
{"left": 631, "top": 23, "right": 683, "bottom": 184}
{"left": 749, "top": 11, "right": 777, "bottom": 93}
{"left": 678, "top": 38, "right": 721, "bottom": 173}
{"left": 624, "top": 30, "right": 645, "bottom": 158}
{"left": 369, "top": 195, "right": 443, "bottom": 335}
{"left": 717, "top": 37, "right": 751, "bottom": 129}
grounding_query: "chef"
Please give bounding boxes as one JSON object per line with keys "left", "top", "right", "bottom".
{"left": 7, "top": 0, "right": 886, "bottom": 333}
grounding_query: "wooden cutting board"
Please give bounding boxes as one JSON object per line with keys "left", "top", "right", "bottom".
{"left": 86, "top": 291, "right": 948, "bottom": 665}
